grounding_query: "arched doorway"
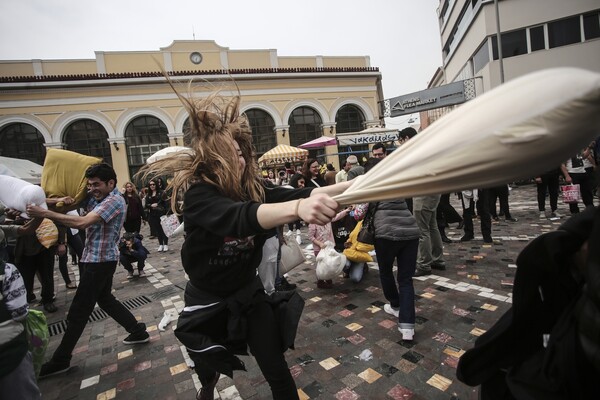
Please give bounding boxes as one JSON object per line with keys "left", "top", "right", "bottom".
{"left": 63, "top": 119, "right": 112, "bottom": 165}
{"left": 0, "top": 123, "right": 46, "bottom": 165}
{"left": 335, "top": 104, "right": 367, "bottom": 166}
{"left": 288, "top": 106, "right": 322, "bottom": 161}
{"left": 124, "top": 116, "right": 170, "bottom": 180}
{"left": 245, "top": 109, "right": 276, "bottom": 159}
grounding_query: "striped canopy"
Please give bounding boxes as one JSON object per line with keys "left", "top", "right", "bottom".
{"left": 258, "top": 144, "right": 308, "bottom": 167}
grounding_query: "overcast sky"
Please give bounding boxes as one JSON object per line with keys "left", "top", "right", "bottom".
{"left": 0, "top": 0, "right": 443, "bottom": 128}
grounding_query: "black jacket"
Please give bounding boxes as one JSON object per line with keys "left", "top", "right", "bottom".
{"left": 457, "top": 206, "right": 600, "bottom": 399}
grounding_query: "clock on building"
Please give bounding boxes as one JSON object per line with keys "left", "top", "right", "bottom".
{"left": 190, "top": 52, "right": 203, "bottom": 65}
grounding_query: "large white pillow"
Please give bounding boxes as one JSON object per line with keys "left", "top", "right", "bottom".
{"left": 335, "top": 68, "right": 600, "bottom": 204}
{"left": 0, "top": 175, "right": 47, "bottom": 218}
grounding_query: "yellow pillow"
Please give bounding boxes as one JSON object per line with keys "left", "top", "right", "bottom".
{"left": 42, "top": 148, "right": 102, "bottom": 210}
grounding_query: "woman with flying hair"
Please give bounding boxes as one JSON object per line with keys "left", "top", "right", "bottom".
{"left": 138, "top": 84, "right": 352, "bottom": 400}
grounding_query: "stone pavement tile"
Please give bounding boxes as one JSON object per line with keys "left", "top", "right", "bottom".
{"left": 38, "top": 185, "right": 566, "bottom": 399}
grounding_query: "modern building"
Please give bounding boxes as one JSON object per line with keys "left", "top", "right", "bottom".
{"left": 0, "top": 40, "right": 384, "bottom": 184}
{"left": 405, "top": 0, "right": 600, "bottom": 129}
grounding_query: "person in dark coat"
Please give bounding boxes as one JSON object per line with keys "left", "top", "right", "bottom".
{"left": 457, "top": 205, "right": 600, "bottom": 399}
{"left": 137, "top": 87, "right": 352, "bottom": 400}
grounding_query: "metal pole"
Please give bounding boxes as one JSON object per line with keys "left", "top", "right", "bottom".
{"left": 494, "top": 0, "right": 505, "bottom": 84}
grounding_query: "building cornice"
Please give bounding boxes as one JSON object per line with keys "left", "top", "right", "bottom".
{"left": 0, "top": 67, "right": 380, "bottom": 87}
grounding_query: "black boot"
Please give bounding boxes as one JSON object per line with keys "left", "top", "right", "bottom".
{"left": 439, "top": 226, "right": 452, "bottom": 243}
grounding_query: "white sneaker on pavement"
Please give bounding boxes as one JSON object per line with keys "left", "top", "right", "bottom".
{"left": 157, "top": 245, "right": 164, "bottom": 252}
{"left": 383, "top": 304, "right": 399, "bottom": 318}
{"left": 399, "top": 328, "right": 414, "bottom": 341}
{"left": 138, "top": 270, "right": 146, "bottom": 278}
{"left": 163, "top": 245, "right": 169, "bottom": 251}
{"left": 539, "top": 212, "right": 546, "bottom": 219}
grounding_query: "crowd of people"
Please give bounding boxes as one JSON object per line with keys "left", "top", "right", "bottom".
{"left": 0, "top": 82, "right": 598, "bottom": 398}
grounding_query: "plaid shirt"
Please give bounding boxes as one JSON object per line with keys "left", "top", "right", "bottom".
{"left": 81, "top": 188, "right": 126, "bottom": 263}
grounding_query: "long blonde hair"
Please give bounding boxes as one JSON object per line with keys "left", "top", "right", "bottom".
{"left": 136, "top": 81, "right": 264, "bottom": 214}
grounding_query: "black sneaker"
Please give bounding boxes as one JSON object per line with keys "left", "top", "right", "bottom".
{"left": 122, "top": 329, "right": 150, "bottom": 344}
{"left": 431, "top": 262, "right": 446, "bottom": 270}
{"left": 39, "top": 360, "right": 71, "bottom": 379}
{"left": 414, "top": 269, "right": 431, "bottom": 277}
{"left": 460, "top": 235, "right": 474, "bottom": 242}
{"left": 483, "top": 236, "right": 494, "bottom": 244}
{"left": 43, "top": 302, "right": 58, "bottom": 313}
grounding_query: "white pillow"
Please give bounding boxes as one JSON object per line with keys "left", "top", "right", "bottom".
{"left": 0, "top": 175, "right": 47, "bottom": 219}
{"left": 335, "top": 68, "right": 600, "bottom": 204}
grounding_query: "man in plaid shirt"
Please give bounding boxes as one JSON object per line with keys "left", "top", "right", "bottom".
{"left": 27, "top": 163, "right": 150, "bottom": 379}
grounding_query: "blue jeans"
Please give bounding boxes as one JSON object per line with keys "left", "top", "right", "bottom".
{"left": 52, "top": 261, "right": 143, "bottom": 363}
{"left": 345, "top": 261, "right": 366, "bottom": 283}
{"left": 374, "top": 238, "right": 418, "bottom": 329}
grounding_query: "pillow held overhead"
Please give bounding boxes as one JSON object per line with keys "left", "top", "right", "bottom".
{"left": 41, "top": 148, "right": 102, "bottom": 210}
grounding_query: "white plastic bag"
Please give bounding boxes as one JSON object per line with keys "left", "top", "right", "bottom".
{"left": 316, "top": 241, "right": 346, "bottom": 280}
{"left": 160, "top": 214, "right": 181, "bottom": 237}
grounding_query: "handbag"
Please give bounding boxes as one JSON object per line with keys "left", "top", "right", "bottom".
{"left": 279, "top": 237, "right": 306, "bottom": 274}
{"left": 160, "top": 214, "right": 181, "bottom": 237}
{"left": 561, "top": 184, "right": 581, "bottom": 204}
{"left": 357, "top": 203, "right": 378, "bottom": 245}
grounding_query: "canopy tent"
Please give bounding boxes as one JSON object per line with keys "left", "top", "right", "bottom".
{"left": 298, "top": 136, "right": 338, "bottom": 149}
{"left": 258, "top": 144, "right": 308, "bottom": 167}
{"left": 0, "top": 156, "right": 43, "bottom": 184}
{"left": 334, "top": 68, "right": 600, "bottom": 205}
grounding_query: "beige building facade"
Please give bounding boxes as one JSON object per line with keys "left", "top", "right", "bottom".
{"left": 0, "top": 40, "right": 384, "bottom": 184}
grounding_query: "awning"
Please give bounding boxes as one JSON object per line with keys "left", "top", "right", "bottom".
{"left": 0, "top": 156, "right": 43, "bottom": 184}
{"left": 337, "top": 127, "right": 399, "bottom": 146}
{"left": 258, "top": 144, "right": 308, "bottom": 167}
{"left": 298, "top": 136, "right": 338, "bottom": 149}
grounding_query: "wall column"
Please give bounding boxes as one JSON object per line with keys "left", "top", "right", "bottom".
{"left": 168, "top": 133, "right": 184, "bottom": 147}
{"left": 275, "top": 125, "right": 290, "bottom": 146}
{"left": 107, "top": 138, "right": 129, "bottom": 185}
{"left": 321, "top": 123, "right": 339, "bottom": 170}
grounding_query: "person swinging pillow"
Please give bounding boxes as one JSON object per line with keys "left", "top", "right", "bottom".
{"left": 137, "top": 81, "right": 352, "bottom": 400}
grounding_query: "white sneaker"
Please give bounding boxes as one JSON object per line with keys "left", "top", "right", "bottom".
{"left": 539, "top": 212, "right": 546, "bottom": 219}
{"left": 551, "top": 211, "right": 561, "bottom": 218}
{"left": 383, "top": 304, "right": 399, "bottom": 318}
{"left": 157, "top": 245, "right": 164, "bottom": 252}
{"left": 138, "top": 270, "right": 146, "bottom": 278}
{"left": 163, "top": 245, "right": 169, "bottom": 252}
{"left": 399, "top": 328, "right": 414, "bottom": 341}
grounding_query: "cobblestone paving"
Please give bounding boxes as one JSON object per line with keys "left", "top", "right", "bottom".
{"left": 36, "top": 184, "right": 595, "bottom": 399}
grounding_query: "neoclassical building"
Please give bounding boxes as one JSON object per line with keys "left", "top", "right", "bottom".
{"left": 0, "top": 40, "right": 384, "bottom": 184}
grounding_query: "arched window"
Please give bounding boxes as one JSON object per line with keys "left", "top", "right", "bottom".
{"left": 0, "top": 123, "right": 46, "bottom": 165}
{"left": 245, "top": 109, "right": 276, "bottom": 158}
{"left": 64, "top": 119, "right": 112, "bottom": 165}
{"left": 288, "top": 107, "right": 322, "bottom": 159}
{"left": 124, "top": 116, "right": 169, "bottom": 178}
{"left": 335, "top": 104, "right": 367, "bottom": 166}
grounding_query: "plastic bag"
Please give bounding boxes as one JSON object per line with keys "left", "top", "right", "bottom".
{"left": 25, "top": 309, "right": 49, "bottom": 378}
{"left": 561, "top": 184, "right": 581, "bottom": 203}
{"left": 316, "top": 241, "right": 346, "bottom": 280}
{"left": 160, "top": 214, "right": 181, "bottom": 237}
